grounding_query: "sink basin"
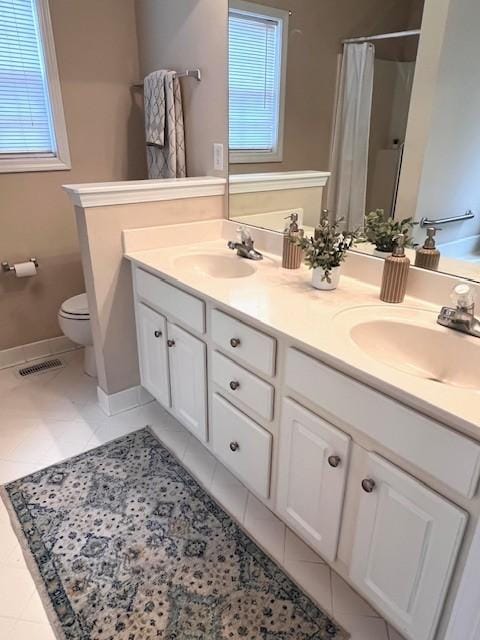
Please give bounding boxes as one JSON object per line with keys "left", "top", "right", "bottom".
{"left": 335, "top": 306, "right": 480, "bottom": 390}
{"left": 174, "top": 253, "right": 256, "bottom": 279}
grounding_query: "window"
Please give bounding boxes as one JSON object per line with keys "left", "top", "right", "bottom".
{"left": 229, "top": 1, "right": 288, "bottom": 163}
{"left": 0, "top": 0, "right": 70, "bottom": 173}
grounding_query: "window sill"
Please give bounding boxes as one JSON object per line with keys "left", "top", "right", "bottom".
{"left": 0, "top": 155, "right": 71, "bottom": 174}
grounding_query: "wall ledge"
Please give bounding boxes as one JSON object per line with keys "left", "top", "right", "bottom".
{"left": 229, "top": 170, "right": 330, "bottom": 194}
{"left": 63, "top": 176, "right": 227, "bottom": 208}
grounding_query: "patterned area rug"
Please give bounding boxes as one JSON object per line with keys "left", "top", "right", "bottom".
{"left": 1, "top": 427, "right": 348, "bottom": 640}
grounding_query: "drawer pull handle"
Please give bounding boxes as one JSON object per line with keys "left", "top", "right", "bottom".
{"left": 229, "top": 380, "right": 240, "bottom": 391}
{"left": 154, "top": 330, "right": 162, "bottom": 338}
{"left": 229, "top": 441, "right": 240, "bottom": 452}
{"left": 328, "top": 455, "right": 341, "bottom": 468}
{"left": 361, "top": 478, "right": 376, "bottom": 493}
{"left": 230, "top": 337, "right": 241, "bottom": 348}
{"left": 167, "top": 339, "right": 176, "bottom": 348}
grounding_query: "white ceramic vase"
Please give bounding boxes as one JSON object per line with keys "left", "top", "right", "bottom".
{"left": 311, "top": 266, "right": 341, "bottom": 290}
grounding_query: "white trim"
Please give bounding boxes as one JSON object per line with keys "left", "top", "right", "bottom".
{"left": 0, "top": 0, "right": 71, "bottom": 174}
{"left": 229, "top": 171, "right": 330, "bottom": 194}
{"left": 0, "top": 336, "right": 78, "bottom": 370}
{"left": 97, "top": 385, "right": 154, "bottom": 416}
{"left": 229, "top": 0, "right": 288, "bottom": 164}
{"left": 63, "top": 176, "right": 227, "bottom": 208}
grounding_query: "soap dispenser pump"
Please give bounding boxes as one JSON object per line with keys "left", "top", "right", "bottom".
{"left": 415, "top": 227, "right": 441, "bottom": 271}
{"left": 282, "top": 212, "right": 304, "bottom": 269}
{"left": 380, "top": 233, "right": 410, "bottom": 303}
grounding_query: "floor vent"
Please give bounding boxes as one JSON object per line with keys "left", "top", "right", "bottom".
{"left": 17, "top": 358, "right": 64, "bottom": 377}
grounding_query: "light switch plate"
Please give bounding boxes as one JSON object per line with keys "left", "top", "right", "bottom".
{"left": 213, "top": 143, "right": 224, "bottom": 171}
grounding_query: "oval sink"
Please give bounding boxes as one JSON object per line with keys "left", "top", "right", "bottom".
{"left": 174, "top": 253, "right": 256, "bottom": 279}
{"left": 336, "top": 306, "right": 480, "bottom": 390}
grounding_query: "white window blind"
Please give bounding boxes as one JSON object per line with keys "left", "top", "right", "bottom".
{"left": 229, "top": 5, "right": 286, "bottom": 161}
{"left": 0, "top": 0, "right": 55, "bottom": 155}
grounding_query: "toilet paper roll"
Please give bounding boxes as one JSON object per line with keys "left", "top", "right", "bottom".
{"left": 14, "top": 261, "right": 37, "bottom": 277}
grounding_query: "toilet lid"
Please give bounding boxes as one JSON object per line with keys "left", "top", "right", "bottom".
{"left": 60, "top": 293, "right": 89, "bottom": 317}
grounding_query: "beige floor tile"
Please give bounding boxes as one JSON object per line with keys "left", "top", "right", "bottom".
{"left": 340, "top": 615, "right": 389, "bottom": 640}
{"left": 12, "top": 619, "right": 56, "bottom": 640}
{"left": 0, "top": 616, "right": 16, "bottom": 636}
{"left": 19, "top": 589, "right": 50, "bottom": 624}
{"left": 332, "top": 572, "right": 380, "bottom": 617}
{"left": 284, "top": 527, "right": 325, "bottom": 564}
{"left": 244, "top": 492, "right": 276, "bottom": 522}
{"left": 283, "top": 559, "right": 333, "bottom": 615}
{"left": 0, "top": 566, "right": 35, "bottom": 618}
{"left": 209, "top": 479, "right": 249, "bottom": 523}
{"left": 245, "top": 513, "right": 286, "bottom": 563}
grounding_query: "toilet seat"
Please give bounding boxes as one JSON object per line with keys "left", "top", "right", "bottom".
{"left": 59, "top": 293, "right": 90, "bottom": 319}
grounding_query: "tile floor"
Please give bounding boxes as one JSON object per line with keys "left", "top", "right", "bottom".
{"left": 0, "top": 350, "right": 405, "bottom": 639}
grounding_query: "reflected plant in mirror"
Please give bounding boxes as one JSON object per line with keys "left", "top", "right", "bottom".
{"left": 362, "top": 209, "right": 416, "bottom": 255}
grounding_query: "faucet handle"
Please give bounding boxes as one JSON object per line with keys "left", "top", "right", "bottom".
{"left": 451, "top": 283, "right": 475, "bottom": 312}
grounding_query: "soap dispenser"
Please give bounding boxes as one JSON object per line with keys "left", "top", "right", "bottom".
{"left": 380, "top": 233, "right": 410, "bottom": 303}
{"left": 282, "top": 212, "right": 304, "bottom": 269}
{"left": 415, "top": 227, "right": 441, "bottom": 271}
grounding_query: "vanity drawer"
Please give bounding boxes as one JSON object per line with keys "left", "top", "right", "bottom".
{"left": 211, "top": 309, "right": 276, "bottom": 377}
{"left": 135, "top": 267, "right": 205, "bottom": 334}
{"left": 211, "top": 351, "right": 274, "bottom": 421}
{"left": 285, "top": 348, "right": 480, "bottom": 498}
{"left": 211, "top": 393, "right": 272, "bottom": 498}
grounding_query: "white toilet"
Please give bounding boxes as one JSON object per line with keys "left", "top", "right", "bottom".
{"left": 58, "top": 293, "right": 97, "bottom": 377}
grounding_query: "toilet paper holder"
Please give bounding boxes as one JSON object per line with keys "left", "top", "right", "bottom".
{"left": 1, "top": 258, "right": 38, "bottom": 273}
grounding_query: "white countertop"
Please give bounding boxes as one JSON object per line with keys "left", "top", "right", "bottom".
{"left": 125, "top": 238, "right": 480, "bottom": 442}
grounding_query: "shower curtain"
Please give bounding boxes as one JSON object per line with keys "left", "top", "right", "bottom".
{"left": 327, "top": 43, "right": 375, "bottom": 230}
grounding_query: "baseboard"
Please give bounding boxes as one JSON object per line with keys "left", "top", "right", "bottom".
{"left": 0, "top": 335, "right": 79, "bottom": 370}
{"left": 97, "top": 385, "right": 154, "bottom": 416}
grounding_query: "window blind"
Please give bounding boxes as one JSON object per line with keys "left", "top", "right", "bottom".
{"left": 0, "top": 0, "right": 55, "bottom": 155}
{"left": 229, "top": 10, "right": 281, "bottom": 152}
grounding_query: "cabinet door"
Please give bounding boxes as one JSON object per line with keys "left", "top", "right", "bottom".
{"left": 276, "top": 398, "right": 351, "bottom": 562}
{"left": 168, "top": 323, "right": 207, "bottom": 442}
{"left": 350, "top": 453, "right": 467, "bottom": 640}
{"left": 135, "top": 302, "right": 170, "bottom": 408}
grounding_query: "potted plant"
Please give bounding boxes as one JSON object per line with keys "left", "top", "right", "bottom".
{"left": 295, "top": 217, "right": 359, "bottom": 290}
{"left": 363, "top": 209, "right": 415, "bottom": 256}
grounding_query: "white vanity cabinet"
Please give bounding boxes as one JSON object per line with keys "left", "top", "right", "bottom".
{"left": 277, "top": 398, "right": 351, "bottom": 562}
{"left": 130, "top": 260, "right": 478, "bottom": 640}
{"left": 350, "top": 453, "right": 467, "bottom": 640}
{"left": 135, "top": 302, "right": 170, "bottom": 408}
{"left": 167, "top": 323, "right": 207, "bottom": 441}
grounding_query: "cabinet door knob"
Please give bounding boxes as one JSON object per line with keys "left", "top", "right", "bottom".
{"left": 328, "top": 455, "right": 341, "bottom": 468}
{"left": 229, "top": 380, "right": 240, "bottom": 391}
{"left": 361, "top": 478, "right": 376, "bottom": 493}
{"left": 167, "top": 339, "right": 175, "bottom": 348}
{"left": 229, "top": 441, "right": 240, "bottom": 452}
{"left": 230, "top": 337, "right": 241, "bottom": 348}
{"left": 154, "top": 330, "right": 162, "bottom": 338}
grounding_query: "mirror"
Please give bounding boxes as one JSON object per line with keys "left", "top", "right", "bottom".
{"left": 227, "top": 0, "right": 480, "bottom": 283}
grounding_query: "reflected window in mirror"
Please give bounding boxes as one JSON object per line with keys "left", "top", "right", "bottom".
{"left": 229, "top": 1, "right": 288, "bottom": 163}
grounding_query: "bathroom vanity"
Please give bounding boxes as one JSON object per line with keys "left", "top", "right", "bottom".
{"left": 124, "top": 221, "right": 480, "bottom": 640}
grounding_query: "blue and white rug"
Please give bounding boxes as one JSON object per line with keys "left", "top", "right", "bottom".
{"left": 1, "top": 427, "right": 348, "bottom": 639}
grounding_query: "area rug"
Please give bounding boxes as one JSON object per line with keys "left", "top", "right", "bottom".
{"left": 1, "top": 427, "right": 349, "bottom": 640}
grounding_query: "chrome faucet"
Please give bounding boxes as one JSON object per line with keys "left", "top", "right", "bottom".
{"left": 227, "top": 227, "right": 263, "bottom": 261}
{"left": 437, "top": 284, "right": 480, "bottom": 338}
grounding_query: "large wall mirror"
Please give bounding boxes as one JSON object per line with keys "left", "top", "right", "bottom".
{"left": 227, "top": 0, "right": 480, "bottom": 284}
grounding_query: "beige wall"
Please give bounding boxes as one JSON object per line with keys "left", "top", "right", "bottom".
{"left": 135, "top": 0, "right": 229, "bottom": 178}
{"left": 0, "top": 0, "right": 147, "bottom": 351}
{"left": 77, "top": 196, "right": 224, "bottom": 395}
{"left": 230, "top": 0, "right": 424, "bottom": 176}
